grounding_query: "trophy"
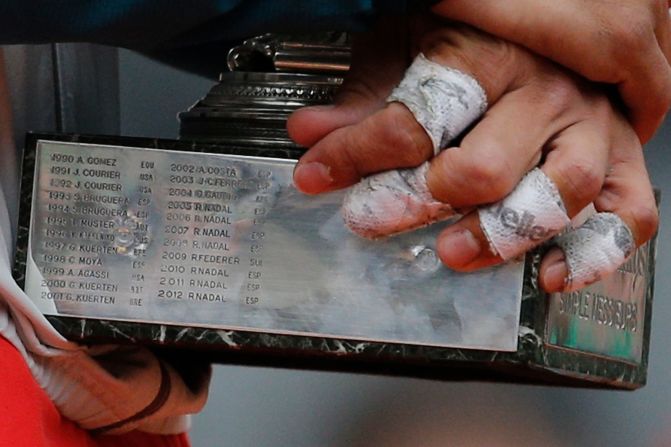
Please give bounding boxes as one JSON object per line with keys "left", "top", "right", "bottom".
{"left": 14, "top": 34, "right": 656, "bottom": 389}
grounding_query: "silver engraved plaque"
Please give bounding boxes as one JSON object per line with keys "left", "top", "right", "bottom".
{"left": 24, "top": 140, "right": 523, "bottom": 351}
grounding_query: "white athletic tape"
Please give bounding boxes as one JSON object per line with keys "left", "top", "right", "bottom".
{"left": 479, "top": 169, "right": 570, "bottom": 260}
{"left": 342, "top": 162, "right": 456, "bottom": 239}
{"left": 342, "top": 54, "right": 485, "bottom": 239}
{"left": 556, "top": 213, "right": 634, "bottom": 291}
{"left": 387, "top": 53, "right": 487, "bottom": 154}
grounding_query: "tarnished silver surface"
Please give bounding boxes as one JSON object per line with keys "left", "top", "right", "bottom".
{"left": 227, "top": 33, "right": 350, "bottom": 74}
{"left": 205, "top": 72, "right": 342, "bottom": 111}
{"left": 182, "top": 33, "right": 347, "bottom": 145}
{"left": 25, "top": 140, "right": 524, "bottom": 351}
{"left": 547, "top": 240, "right": 651, "bottom": 363}
{"left": 178, "top": 71, "right": 342, "bottom": 145}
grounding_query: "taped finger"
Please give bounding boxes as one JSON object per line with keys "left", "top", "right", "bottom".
{"left": 554, "top": 212, "right": 635, "bottom": 291}
{"left": 340, "top": 52, "right": 488, "bottom": 238}
{"left": 478, "top": 168, "right": 570, "bottom": 260}
{"left": 296, "top": 51, "right": 490, "bottom": 196}
{"left": 342, "top": 162, "right": 455, "bottom": 239}
{"left": 540, "top": 136, "right": 657, "bottom": 292}
{"left": 387, "top": 53, "right": 488, "bottom": 153}
{"left": 475, "top": 118, "right": 610, "bottom": 262}
{"left": 439, "top": 120, "right": 610, "bottom": 270}
{"left": 436, "top": 168, "right": 572, "bottom": 271}
{"left": 343, "top": 61, "right": 601, "bottom": 240}
{"left": 293, "top": 102, "right": 433, "bottom": 194}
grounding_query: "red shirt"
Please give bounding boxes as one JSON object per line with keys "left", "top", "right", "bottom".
{"left": 0, "top": 335, "right": 191, "bottom": 447}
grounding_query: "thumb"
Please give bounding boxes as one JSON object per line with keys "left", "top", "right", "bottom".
{"left": 287, "top": 17, "right": 409, "bottom": 147}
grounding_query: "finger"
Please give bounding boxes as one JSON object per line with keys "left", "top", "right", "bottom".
{"left": 435, "top": 0, "right": 671, "bottom": 143}
{"left": 436, "top": 120, "right": 610, "bottom": 271}
{"left": 540, "top": 137, "right": 657, "bottom": 291}
{"left": 294, "top": 103, "right": 433, "bottom": 194}
{"left": 432, "top": 0, "right": 616, "bottom": 80}
{"left": 295, "top": 29, "right": 531, "bottom": 194}
{"left": 341, "top": 77, "right": 590, "bottom": 239}
{"left": 341, "top": 161, "right": 455, "bottom": 239}
{"left": 287, "top": 17, "right": 409, "bottom": 147}
{"left": 618, "top": 44, "right": 671, "bottom": 143}
{"left": 637, "top": 0, "right": 671, "bottom": 141}
{"left": 288, "top": 103, "right": 381, "bottom": 149}
{"left": 425, "top": 81, "right": 580, "bottom": 209}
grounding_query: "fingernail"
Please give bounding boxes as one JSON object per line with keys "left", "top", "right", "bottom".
{"left": 293, "top": 162, "right": 333, "bottom": 194}
{"left": 541, "top": 249, "right": 569, "bottom": 292}
{"left": 438, "top": 229, "right": 481, "bottom": 268}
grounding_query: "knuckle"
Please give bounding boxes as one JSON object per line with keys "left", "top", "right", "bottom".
{"left": 556, "top": 159, "right": 604, "bottom": 210}
{"left": 537, "top": 76, "right": 580, "bottom": 115}
{"left": 629, "top": 203, "right": 659, "bottom": 243}
{"left": 459, "top": 152, "right": 515, "bottom": 202}
{"left": 421, "top": 27, "right": 520, "bottom": 95}
{"left": 524, "top": 71, "right": 584, "bottom": 120}
{"left": 339, "top": 130, "right": 369, "bottom": 178}
{"left": 383, "top": 107, "right": 433, "bottom": 165}
{"left": 345, "top": 109, "right": 428, "bottom": 173}
{"left": 465, "top": 38, "right": 519, "bottom": 83}
{"left": 606, "top": 15, "right": 653, "bottom": 64}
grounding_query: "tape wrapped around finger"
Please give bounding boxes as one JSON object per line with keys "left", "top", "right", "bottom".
{"left": 342, "top": 53, "right": 486, "bottom": 239}
{"left": 342, "top": 162, "right": 456, "bottom": 239}
{"left": 555, "top": 213, "right": 635, "bottom": 291}
{"left": 479, "top": 169, "right": 571, "bottom": 260}
{"left": 387, "top": 53, "right": 488, "bottom": 154}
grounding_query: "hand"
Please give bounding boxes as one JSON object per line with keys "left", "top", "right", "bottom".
{"left": 288, "top": 19, "right": 658, "bottom": 292}
{"left": 431, "top": 0, "right": 671, "bottom": 143}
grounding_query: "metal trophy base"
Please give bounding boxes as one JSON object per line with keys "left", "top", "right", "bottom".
{"left": 15, "top": 133, "right": 655, "bottom": 389}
